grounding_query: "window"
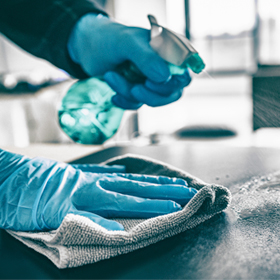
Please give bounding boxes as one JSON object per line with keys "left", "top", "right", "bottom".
{"left": 257, "top": 0, "right": 280, "bottom": 65}
{"left": 188, "top": 0, "right": 257, "bottom": 74}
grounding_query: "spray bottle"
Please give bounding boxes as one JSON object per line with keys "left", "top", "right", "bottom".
{"left": 58, "top": 15, "right": 205, "bottom": 145}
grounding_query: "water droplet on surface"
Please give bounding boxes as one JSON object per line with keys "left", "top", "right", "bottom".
{"left": 240, "top": 187, "right": 246, "bottom": 193}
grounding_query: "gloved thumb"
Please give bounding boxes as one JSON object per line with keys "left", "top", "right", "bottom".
{"left": 70, "top": 210, "right": 125, "bottom": 231}
{"left": 130, "top": 48, "right": 171, "bottom": 84}
{"left": 125, "top": 28, "right": 171, "bottom": 83}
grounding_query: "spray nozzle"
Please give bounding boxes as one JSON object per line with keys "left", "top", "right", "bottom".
{"left": 148, "top": 14, "right": 205, "bottom": 74}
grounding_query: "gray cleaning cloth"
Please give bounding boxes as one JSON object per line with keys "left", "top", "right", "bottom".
{"left": 7, "top": 153, "right": 231, "bottom": 269}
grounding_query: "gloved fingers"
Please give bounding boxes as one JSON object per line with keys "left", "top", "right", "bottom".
{"left": 112, "top": 94, "right": 143, "bottom": 110}
{"left": 71, "top": 164, "right": 126, "bottom": 173}
{"left": 99, "top": 174, "right": 197, "bottom": 206}
{"left": 130, "top": 51, "right": 171, "bottom": 84}
{"left": 145, "top": 70, "right": 192, "bottom": 95}
{"left": 104, "top": 71, "right": 143, "bottom": 110}
{"left": 131, "top": 85, "right": 183, "bottom": 107}
{"left": 104, "top": 68, "right": 188, "bottom": 108}
{"left": 69, "top": 210, "right": 125, "bottom": 231}
{"left": 78, "top": 189, "right": 183, "bottom": 219}
{"left": 116, "top": 173, "right": 189, "bottom": 186}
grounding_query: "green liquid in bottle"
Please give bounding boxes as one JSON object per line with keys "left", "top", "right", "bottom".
{"left": 58, "top": 78, "right": 123, "bottom": 144}
{"left": 58, "top": 55, "right": 205, "bottom": 145}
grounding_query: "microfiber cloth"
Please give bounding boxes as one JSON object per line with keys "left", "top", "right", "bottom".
{"left": 7, "top": 153, "right": 231, "bottom": 269}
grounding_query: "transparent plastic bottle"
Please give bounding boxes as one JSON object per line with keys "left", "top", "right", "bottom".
{"left": 58, "top": 52, "right": 204, "bottom": 145}
{"left": 58, "top": 77, "right": 123, "bottom": 144}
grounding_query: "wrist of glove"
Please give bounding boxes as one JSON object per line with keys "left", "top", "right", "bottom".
{"left": 67, "top": 13, "right": 191, "bottom": 110}
{"left": 0, "top": 149, "right": 197, "bottom": 232}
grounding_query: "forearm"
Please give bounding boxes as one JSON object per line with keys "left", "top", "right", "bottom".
{"left": 0, "top": 149, "right": 34, "bottom": 230}
{"left": 0, "top": 149, "right": 64, "bottom": 231}
{"left": 0, "top": 149, "right": 29, "bottom": 185}
{"left": 0, "top": 0, "right": 107, "bottom": 78}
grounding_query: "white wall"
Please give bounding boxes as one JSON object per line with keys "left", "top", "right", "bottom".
{"left": 107, "top": 0, "right": 185, "bottom": 34}
{"left": 0, "top": 0, "right": 187, "bottom": 146}
{"left": 0, "top": 35, "right": 69, "bottom": 147}
{"left": 0, "top": 34, "right": 61, "bottom": 74}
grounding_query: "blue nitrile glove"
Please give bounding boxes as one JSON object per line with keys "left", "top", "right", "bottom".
{"left": 0, "top": 149, "right": 197, "bottom": 232}
{"left": 67, "top": 13, "right": 192, "bottom": 110}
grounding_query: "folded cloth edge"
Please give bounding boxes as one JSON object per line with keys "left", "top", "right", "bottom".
{"left": 7, "top": 184, "right": 230, "bottom": 246}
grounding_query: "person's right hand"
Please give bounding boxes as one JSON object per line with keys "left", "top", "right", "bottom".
{"left": 0, "top": 149, "right": 197, "bottom": 232}
{"left": 67, "top": 13, "right": 192, "bottom": 110}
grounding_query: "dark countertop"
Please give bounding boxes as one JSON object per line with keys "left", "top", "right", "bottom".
{"left": 2, "top": 143, "right": 280, "bottom": 279}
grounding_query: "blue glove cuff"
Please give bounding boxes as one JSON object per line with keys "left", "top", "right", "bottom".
{"left": 31, "top": 159, "right": 60, "bottom": 231}
{"left": 67, "top": 13, "right": 106, "bottom": 64}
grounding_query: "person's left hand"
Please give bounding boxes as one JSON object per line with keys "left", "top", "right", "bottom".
{"left": 67, "top": 13, "right": 192, "bottom": 110}
{"left": 0, "top": 149, "right": 197, "bottom": 232}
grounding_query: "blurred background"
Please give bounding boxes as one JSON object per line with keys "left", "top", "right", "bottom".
{"left": 1, "top": 0, "right": 280, "bottom": 150}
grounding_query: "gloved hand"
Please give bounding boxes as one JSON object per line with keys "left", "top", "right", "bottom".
{"left": 0, "top": 149, "right": 197, "bottom": 232}
{"left": 67, "top": 13, "right": 192, "bottom": 110}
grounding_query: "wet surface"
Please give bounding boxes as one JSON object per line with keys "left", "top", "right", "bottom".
{"left": 2, "top": 143, "right": 280, "bottom": 279}
{"left": 234, "top": 172, "right": 280, "bottom": 219}
{"left": 200, "top": 171, "right": 280, "bottom": 279}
